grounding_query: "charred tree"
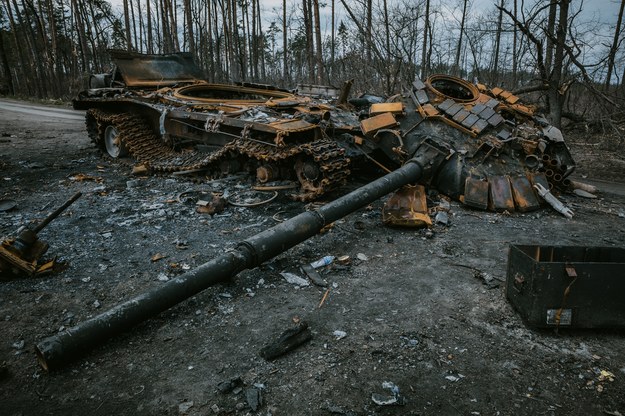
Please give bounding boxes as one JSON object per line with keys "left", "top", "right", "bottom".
{"left": 605, "top": 0, "right": 625, "bottom": 90}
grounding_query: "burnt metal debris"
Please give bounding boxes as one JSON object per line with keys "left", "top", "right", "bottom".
{"left": 34, "top": 52, "right": 581, "bottom": 369}
{"left": 74, "top": 51, "right": 576, "bottom": 221}
{"left": 0, "top": 192, "right": 82, "bottom": 277}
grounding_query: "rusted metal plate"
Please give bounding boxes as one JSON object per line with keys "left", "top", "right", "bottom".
{"left": 511, "top": 103, "right": 534, "bottom": 116}
{"left": 370, "top": 102, "right": 404, "bottom": 116}
{"left": 463, "top": 177, "right": 489, "bottom": 210}
{"left": 422, "top": 104, "right": 440, "bottom": 117}
{"left": 382, "top": 185, "right": 432, "bottom": 227}
{"left": 491, "top": 87, "right": 504, "bottom": 96}
{"left": 360, "top": 112, "right": 398, "bottom": 136}
{"left": 510, "top": 176, "right": 540, "bottom": 211}
{"left": 110, "top": 50, "right": 203, "bottom": 87}
{"left": 499, "top": 90, "right": 512, "bottom": 100}
{"left": 489, "top": 176, "right": 515, "bottom": 212}
{"left": 505, "top": 94, "right": 520, "bottom": 104}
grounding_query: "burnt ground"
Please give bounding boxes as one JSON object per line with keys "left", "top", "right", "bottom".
{"left": 0, "top": 98, "right": 624, "bottom": 416}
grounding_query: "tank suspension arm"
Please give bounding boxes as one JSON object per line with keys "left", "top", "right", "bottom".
{"left": 36, "top": 143, "right": 447, "bottom": 371}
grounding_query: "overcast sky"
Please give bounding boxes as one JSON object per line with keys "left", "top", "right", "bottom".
{"left": 258, "top": 0, "right": 621, "bottom": 30}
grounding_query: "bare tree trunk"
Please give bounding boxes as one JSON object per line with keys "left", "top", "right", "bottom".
{"left": 366, "top": 0, "right": 372, "bottom": 61}
{"left": 303, "top": 0, "right": 315, "bottom": 82}
{"left": 168, "top": 0, "right": 180, "bottom": 51}
{"left": 383, "top": 0, "right": 390, "bottom": 92}
{"left": 512, "top": 0, "right": 518, "bottom": 86}
{"left": 136, "top": 0, "right": 144, "bottom": 52}
{"left": 229, "top": 0, "right": 242, "bottom": 79}
{"left": 256, "top": 0, "right": 265, "bottom": 80}
{"left": 240, "top": 0, "right": 249, "bottom": 79}
{"left": 283, "top": 0, "right": 288, "bottom": 82}
{"left": 492, "top": 0, "right": 504, "bottom": 84}
{"left": 184, "top": 0, "right": 195, "bottom": 55}
{"left": 4, "top": 0, "right": 29, "bottom": 94}
{"left": 545, "top": 0, "right": 557, "bottom": 77}
{"left": 312, "top": 0, "right": 324, "bottom": 83}
{"left": 206, "top": 0, "right": 215, "bottom": 80}
{"left": 19, "top": 0, "right": 48, "bottom": 97}
{"left": 250, "top": 0, "right": 257, "bottom": 79}
{"left": 421, "top": 0, "right": 430, "bottom": 78}
{"left": 71, "top": 0, "right": 89, "bottom": 72}
{"left": 123, "top": 0, "right": 132, "bottom": 50}
{"left": 548, "top": 0, "right": 569, "bottom": 128}
{"left": 147, "top": 0, "right": 154, "bottom": 53}
{"left": 331, "top": 0, "right": 335, "bottom": 77}
{"left": 0, "top": 29, "right": 15, "bottom": 95}
{"left": 454, "top": 0, "right": 468, "bottom": 76}
{"left": 605, "top": 0, "right": 625, "bottom": 90}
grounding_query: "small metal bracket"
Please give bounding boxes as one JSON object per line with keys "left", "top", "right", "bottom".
{"left": 565, "top": 263, "right": 577, "bottom": 278}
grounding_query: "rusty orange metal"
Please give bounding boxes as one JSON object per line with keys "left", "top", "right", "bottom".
{"left": 360, "top": 112, "right": 398, "bottom": 137}
{"left": 510, "top": 176, "right": 541, "bottom": 211}
{"left": 463, "top": 177, "right": 489, "bottom": 210}
{"left": 489, "top": 175, "right": 515, "bottom": 212}
{"left": 369, "top": 102, "right": 404, "bottom": 116}
{"left": 382, "top": 185, "right": 432, "bottom": 227}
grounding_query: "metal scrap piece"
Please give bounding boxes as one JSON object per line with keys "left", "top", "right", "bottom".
{"left": 463, "top": 177, "right": 489, "bottom": 210}
{"left": 382, "top": 185, "right": 432, "bottom": 227}
{"left": 489, "top": 176, "right": 515, "bottom": 212}
{"left": 510, "top": 176, "right": 540, "bottom": 212}
{"left": 534, "top": 183, "right": 574, "bottom": 219}
{"left": 360, "top": 113, "right": 398, "bottom": 136}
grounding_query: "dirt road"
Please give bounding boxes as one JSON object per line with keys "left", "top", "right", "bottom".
{"left": 1, "top": 99, "right": 624, "bottom": 415}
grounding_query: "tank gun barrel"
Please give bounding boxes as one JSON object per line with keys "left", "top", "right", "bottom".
{"left": 35, "top": 144, "right": 447, "bottom": 371}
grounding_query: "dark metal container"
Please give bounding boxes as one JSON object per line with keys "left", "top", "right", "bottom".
{"left": 506, "top": 244, "right": 625, "bottom": 329}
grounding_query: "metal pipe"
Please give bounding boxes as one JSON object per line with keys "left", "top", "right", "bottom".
{"left": 524, "top": 154, "right": 539, "bottom": 169}
{"left": 35, "top": 158, "right": 429, "bottom": 371}
{"left": 33, "top": 192, "right": 82, "bottom": 233}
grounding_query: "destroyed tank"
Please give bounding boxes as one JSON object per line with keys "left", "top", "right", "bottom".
{"left": 74, "top": 50, "right": 575, "bottom": 218}
{"left": 36, "top": 54, "right": 578, "bottom": 369}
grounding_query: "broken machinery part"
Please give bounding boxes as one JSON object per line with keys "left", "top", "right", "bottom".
{"left": 0, "top": 192, "right": 82, "bottom": 278}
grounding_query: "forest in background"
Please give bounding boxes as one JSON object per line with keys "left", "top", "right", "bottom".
{"left": 1, "top": 0, "right": 624, "bottom": 129}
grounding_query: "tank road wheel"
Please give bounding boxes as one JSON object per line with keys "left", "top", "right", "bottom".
{"left": 294, "top": 157, "right": 325, "bottom": 198}
{"left": 103, "top": 124, "right": 128, "bottom": 158}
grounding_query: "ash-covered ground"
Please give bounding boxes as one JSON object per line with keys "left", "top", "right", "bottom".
{"left": 1, "top": 99, "right": 624, "bottom": 416}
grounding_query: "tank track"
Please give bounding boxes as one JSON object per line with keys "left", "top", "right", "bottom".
{"left": 225, "top": 137, "right": 351, "bottom": 201}
{"left": 86, "top": 109, "right": 350, "bottom": 201}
